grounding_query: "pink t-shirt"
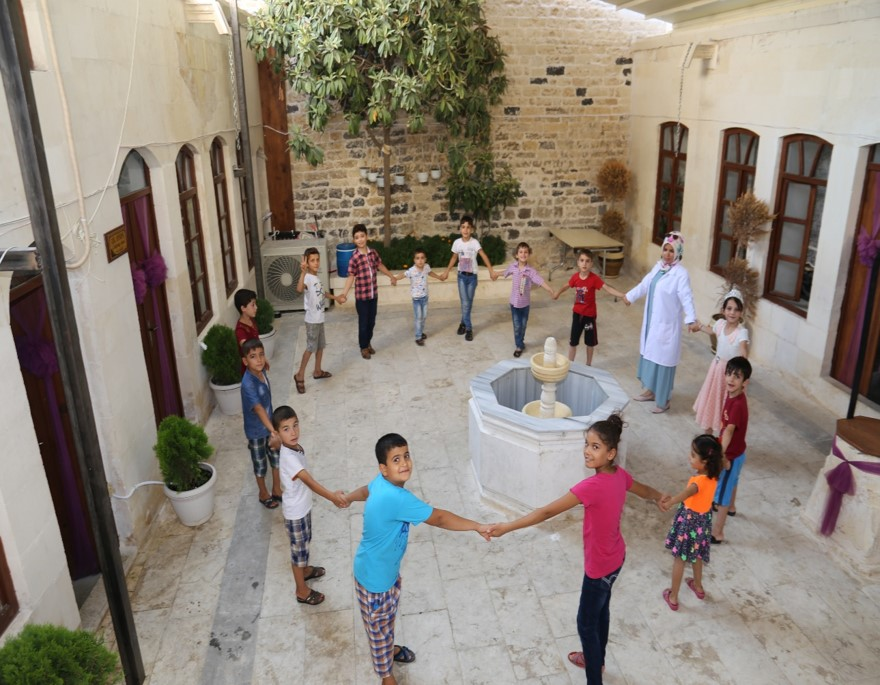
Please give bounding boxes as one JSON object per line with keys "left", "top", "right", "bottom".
{"left": 570, "top": 466, "right": 633, "bottom": 578}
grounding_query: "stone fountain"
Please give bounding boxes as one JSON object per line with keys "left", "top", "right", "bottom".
{"left": 469, "top": 337, "right": 628, "bottom": 511}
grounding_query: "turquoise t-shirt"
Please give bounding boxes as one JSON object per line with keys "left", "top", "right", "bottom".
{"left": 353, "top": 474, "right": 433, "bottom": 592}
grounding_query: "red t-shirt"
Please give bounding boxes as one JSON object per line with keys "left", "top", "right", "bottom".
{"left": 567, "top": 271, "right": 605, "bottom": 317}
{"left": 570, "top": 466, "right": 633, "bottom": 579}
{"left": 721, "top": 392, "right": 748, "bottom": 459}
{"left": 235, "top": 319, "right": 260, "bottom": 375}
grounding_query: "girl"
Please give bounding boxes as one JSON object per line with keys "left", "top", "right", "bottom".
{"left": 500, "top": 242, "right": 555, "bottom": 357}
{"left": 692, "top": 288, "right": 749, "bottom": 432}
{"left": 489, "top": 414, "right": 664, "bottom": 684}
{"left": 659, "top": 434, "right": 723, "bottom": 611}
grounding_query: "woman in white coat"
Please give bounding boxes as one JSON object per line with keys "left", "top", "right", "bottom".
{"left": 624, "top": 232, "right": 701, "bottom": 413}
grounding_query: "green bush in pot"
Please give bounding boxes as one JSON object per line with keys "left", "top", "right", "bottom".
{"left": 201, "top": 324, "right": 240, "bottom": 386}
{"left": 154, "top": 415, "right": 214, "bottom": 492}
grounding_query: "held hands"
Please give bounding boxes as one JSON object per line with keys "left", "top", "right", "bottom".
{"left": 389, "top": 274, "right": 398, "bottom": 286}
{"left": 552, "top": 289, "right": 561, "bottom": 301}
{"left": 475, "top": 523, "right": 494, "bottom": 542}
{"left": 658, "top": 495, "right": 674, "bottom": 512}
{"left": 439, "top": 272, "right": 449, "bottom": 281}
{"left": 268, "top": 432, "right": 281, "bottom": 452}
{"left": 722, "top": 458, "right": 731, "bottom": 471}
{"left": 337, "top": 294, "right": 347, "bottom": 305}
{"left": 622, "top": 296, "right": 631, "bottom": 306}
{"left": 687, "top": 320, "right": 702, "bottom": 333}
{"left": 489, "top": 270, "right": 499, "bottom": 281}
{"left": 332, "top": 490, "right": 349, "bottom": 509}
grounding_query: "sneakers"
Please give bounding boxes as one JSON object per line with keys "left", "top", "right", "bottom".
{"left": 361, "top": 348, "right": 371, "bottom": 359}
{"left": 457, "top": 324, "right": 466, "bottom": 335}
{"left": 465, "top": 329, "right": 473, "bottom": 341}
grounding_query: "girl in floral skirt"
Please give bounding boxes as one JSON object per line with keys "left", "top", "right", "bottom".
{"left": 659, "top": 434, "right": 723, "bottom": 610}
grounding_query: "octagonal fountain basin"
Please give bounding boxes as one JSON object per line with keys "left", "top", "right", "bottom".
{"left": 469, "top": 359, "right": 629, "bottom": 512}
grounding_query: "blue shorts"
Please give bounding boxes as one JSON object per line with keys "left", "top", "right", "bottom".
{"left": 247, "top": 436, "right": 280, "bottom": 477}
{"left": 713, "top": 452, "right": 746, "bottom": 506}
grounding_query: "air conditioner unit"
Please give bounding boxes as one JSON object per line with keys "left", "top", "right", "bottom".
{"left": 260, "top": 238, "right": 328, "bottom": 312}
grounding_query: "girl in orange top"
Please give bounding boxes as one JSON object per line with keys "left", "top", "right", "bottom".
{"left": 659, "top": 435, "right": 723, "bottom": 610}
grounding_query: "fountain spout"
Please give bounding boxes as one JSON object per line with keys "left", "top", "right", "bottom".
{"left": 523, "top": 337, "right": 573, "bottom": 419}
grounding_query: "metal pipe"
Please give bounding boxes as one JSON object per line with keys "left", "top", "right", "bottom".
{"left": 0, "top": 3, "right": 143, "bottom": 682}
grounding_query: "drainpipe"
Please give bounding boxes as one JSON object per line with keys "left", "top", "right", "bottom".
{"left": 0, "top": 5, "right": 144, "bottom": 684}
{"left": 228, "top": 0, "right": 265, "bottom": 298}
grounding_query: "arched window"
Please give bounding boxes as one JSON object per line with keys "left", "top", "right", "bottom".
{"left": 711, "top": 129, "right": 759, "bottom": 272}
{"left": 176, "top": 146, "right": 212, "bottom": 331}
{"left": 765, "top": 135, "right": 832, "bottom": 314}
{"left": 652, "top": 122, "right": 688, "bottom": 244}
{"left": 236, "top": 137, "right": 254, "bottom": 269}
{"left": 211, "top": 138, "right": 237, "bottom": 295}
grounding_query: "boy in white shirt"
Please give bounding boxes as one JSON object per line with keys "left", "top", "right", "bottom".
{"left": 401, "top": 248, "right": 445, "bottom": 345}
{"left": 441, "top": 216, "right": 497, "bottom": 341}
{"left": 294, "top": 247, "right": 341, "bottom": 394}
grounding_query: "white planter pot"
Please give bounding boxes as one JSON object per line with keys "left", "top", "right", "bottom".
{"left": 164, "top": 462, "right": 217, "bottom": 527}
{"left": 259, "top": 327, "right": 276, "bottom": 359}
{"left": 377, "top": 176, "right": 385, "bottom": 188}
{"left": 417, "top": 171, "right": 429, "bottom": 184}
{"left": 359, "top": 167, "right": 368, "bottom": 178}
{"left": 210, "top": 379, "right": 242, "bottom": 416}
{"left": 367, "top": 171, "right": 378, "bottom": 183}
{"left": 393, "top": 174, "right": 405, "bottom": 186}
{"left": 430, "top": 168, "right": 441, "bottom": 180}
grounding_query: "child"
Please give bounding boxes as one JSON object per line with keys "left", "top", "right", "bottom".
{"left": 441, "top": 215, "right": 497, "bottom": 341}
{"left": 659, "top": 434, "right": 723, "bottom": 611}
{"left": 489, "top": 414, "right": 664, "bottom": 683}
{"left": 500, "top": 242, "right": 555, "bottom": 357}
{"left": 401, "top": 248, "right": 445, "bottom": 346}
{"left": 338, "top": 224, "right": 397, "bottom": 359}
{"left": 234, "top": 288, "right": 267, "bottom": 375}
{"left": 294, "top": 247, "right": 341, "bottom": 393}
{"left": 692, "top": 288, "right": 749, "bottom": 433}
{"left": 344, "top": 433, "right": 491, "bottom": 685}
{"left": 711, "top": 356, "right": 751, "bottom": 543}
{"left": 240, "top": 339, "right": 281, "bottom": 509}
{"left": 273, "top": 405, "right": 348, "bottom": 606}
{"left": 553, "top": 250, "right": 626, "bottom": 365}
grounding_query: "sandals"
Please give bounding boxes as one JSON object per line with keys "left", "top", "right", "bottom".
{"left": 296, "top": 589, "right": 324, "bottom": 605}
{"left": 313, "top": 371, "right": 332, "bottom": 379}
{"left": 259, "top": 496, "right": 279, "bottom": 509}
{"left": 633, "top": 390, "right": 655, "bottom": 402}
{"left": 393, "top": 645, "right": 416, "bottom": 663}
{"left": 303, "top": 566, "right": 325, "bottom": 581}
{"left": 651, "top": 404, "right": 670, "bottom": 414}
{"left": 566, "top": 653, "right": 605, "bottom": 673}
{"left": 686, "top": 578, "right": 705, "bottom": 600}
{"left": 513, "top": 349, "right": 523, "bottom": 358}
{"left": 662, "top": 589, "right": 679, "bottom": 611}
{"left": 294, "top": 376, "right": 306, "bottom": 394}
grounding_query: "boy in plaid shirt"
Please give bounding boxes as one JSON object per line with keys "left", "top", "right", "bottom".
{"left": 338, "top": 224, "right": 397, "bottom": 359}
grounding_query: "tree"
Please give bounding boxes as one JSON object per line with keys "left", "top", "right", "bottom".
{"left": 247, "top": 0, "right": 508, "bottom": 245}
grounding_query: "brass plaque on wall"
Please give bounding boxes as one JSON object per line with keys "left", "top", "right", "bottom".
{"left": 105, "top": 225, "right": 128, "bottom": 263}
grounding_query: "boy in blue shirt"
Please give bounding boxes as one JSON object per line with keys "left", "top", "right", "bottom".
{"left": 345, "top": 434, "right": 491, "bottom": 684}
{"left": 240, "top": 338, "right": 281, "bottom": 509}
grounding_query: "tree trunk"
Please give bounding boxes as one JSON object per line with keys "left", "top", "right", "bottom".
{"left": 383, "top": 127, "right": 391, "bottom": 246}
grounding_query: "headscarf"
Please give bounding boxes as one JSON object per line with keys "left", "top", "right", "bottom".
{"left": 659, "top": 231, "right": 684, "bottom": 272}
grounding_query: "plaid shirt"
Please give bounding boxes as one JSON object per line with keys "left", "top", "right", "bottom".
{"left": 504, "top": 263, "right": 545, "bottom": 308}
{"left": 348, "top": 248, "right": 383, "bottom": 300}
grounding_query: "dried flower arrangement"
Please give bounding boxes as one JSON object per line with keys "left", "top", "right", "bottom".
{"left": 596, "top": 159, "right": 632, "bottom": 202}
{"left": 728, "top": 191, "right": 774, "bottom": 253}
{"left": 600, "top": 209, "right": 626, "bottom": 241}
{"left": 721, "top": 257, "right": 760, "bottom": 321}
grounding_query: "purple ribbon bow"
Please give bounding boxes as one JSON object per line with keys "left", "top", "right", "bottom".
{"left": 820, "top": 437, "right": 880, "bottom": 536}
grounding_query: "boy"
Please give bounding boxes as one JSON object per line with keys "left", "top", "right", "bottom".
{"left": 294, "top": 247, "right": 341, "bottom": 393}
{"left": 273, "top": 405, "right": 348, "bottom": 606}
{"left": 441, "top": 216, "right": 497, "bottom": 341}
{"left": 345, "top": 434, "right": 491, "bottom": 685}
{"left": 711, "top": 356, "right": 751, "bottom": 544}
{"left": 400, "top": 248, "right": 445, "bottom": 346}
{"left": 553, "top": 249, "right": 626, "bottom": 365}
{"left": 338, "top": 224, "right": 397, "bottom": 359}
{"left": 234, "top": 288, "right": 267, "bottom": 375}
{"left": 500, "top": 241, "right": 555, "bottom": 357}
{"left": 240, "top": 339, "right": 282, "bottom": 509}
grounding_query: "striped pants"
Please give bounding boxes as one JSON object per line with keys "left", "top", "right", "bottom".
{"left": 355, "top": 576, "right": 402, "bottom": 678}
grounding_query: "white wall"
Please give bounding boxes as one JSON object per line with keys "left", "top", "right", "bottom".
{"left": 627, "top": 0, "right": 880, "bottom": 419}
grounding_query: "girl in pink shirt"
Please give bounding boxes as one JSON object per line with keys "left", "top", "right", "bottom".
{"left": 489, "top": 414, "right": 664, "bottom": 684}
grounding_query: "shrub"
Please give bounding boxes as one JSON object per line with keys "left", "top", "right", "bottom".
{"left": 254, "top": 298, "right": 275, "bottom": 335}
{"left": 600, "top": 209, "right": 626, "bottom": 241}
{"left": 367, "top": 233, "right": 506, "bottom": 270}
{"left": 154, "top": 415, "right": 214, "bottom": 492}
{"left": 201, "top": 324, "right": 240, "bottom": 386}
{"left": 0, "top": 624, "right": 120, "bottom": 685}
{"left": 596, "top": 159, "right": 631, "bottom": 202}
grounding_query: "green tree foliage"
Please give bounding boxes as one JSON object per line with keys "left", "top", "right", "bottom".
{"left": 201, "top": 324, "right": 241, "bottom": 386}
{"left": 445, "top": 140, "right": 522, "bottom": 231}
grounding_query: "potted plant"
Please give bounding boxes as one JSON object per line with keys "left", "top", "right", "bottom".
{"left": 596, "top": 158, "right": 632, "bottom": 277}
{"left": 154, "top": 415, "right": 216, "bottom": 526}
{"left": 255, "top": 297, "right": 276, "bottom": 359}
{"left": 430, "top": 167, "right": 441, "bottom": 180}
{"left": 367, "top": 170, "right": 378, "bottom": 183}
{"left": 0, "top": 624, "right": 121, "bottom": 684}
{"left": 201, "top": 323, "right": 241, "bottom": 415}
{"left": 417, "top": 170, "right": 429, "bottom": 184}
{"left": 393, "top": 166, "right": 406, "bottom": 186}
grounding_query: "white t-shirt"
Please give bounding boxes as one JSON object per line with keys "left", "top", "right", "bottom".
{"left": 303, "top": 273, "right": 326, "bottom": 324}
{"left": 404, "top": 264, "right": 431, "bottom": 299}
{"left": 280, "top": 444, "right": 312, "bottom": 520}
{"left": 452, "top": 237, "right": 482, "bottom": 274}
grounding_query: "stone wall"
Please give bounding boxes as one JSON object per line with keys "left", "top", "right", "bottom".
{"left": 284, "top": 0, "right": 667, "bottom": 266}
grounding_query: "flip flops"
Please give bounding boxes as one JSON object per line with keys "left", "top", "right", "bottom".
{"left": 393, "top": 645, "right": 416, "bottom": 663}
{"left": 662, "top": 589, "right": 679, "bottom": 611}
{"left": 294, "top": 376, "right": 306, "bottom": 394}
{"left": 686, "top": 578, "right": 706, "bottom": 600}
{"left": 304, "top": 566, "right": 325, "bottom": 581}
{"left": 651, "top": 404, "right": 670, "bottom": 414}
{"left": 633, "top": 391, "right": 655, "bottom": 402}
{"left": 296, "top": 589, "right": 324, "bottom": 605}
{"left": 313, "top": 371, "right": 332, "bottom": 379}
{"left": 567, "top": 653, "right": 605, "bottom": 673}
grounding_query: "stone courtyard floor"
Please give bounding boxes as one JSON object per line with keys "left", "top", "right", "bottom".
{"left": 93, "top": 269, "right": 879, "bottom": 684}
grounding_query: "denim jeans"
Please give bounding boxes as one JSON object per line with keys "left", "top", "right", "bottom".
{"left": 412, "top": 296, "right": 428, "bottom": 340}
{"left": 457, "top": 272, "right": 477, "bottom": 330}
{"left": 510, "top": 304, "right": 530, "bottom": 350}
{"left": 355, "top": 296, "right": 378, "bottom": 350}
{"left": 577, "top": 564, "right": 622, "bottom": 684}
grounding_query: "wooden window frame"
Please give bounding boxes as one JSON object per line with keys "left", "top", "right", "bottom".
{"left": 235, "top": 137, "right": 254, "bottom": 270}
{"left": 710, "top": 128, "right": 759, "bottom": 274}
{"left": 176, "top": 147, "right": 213, "bottom": 332}
{"left": 764, "top": 134, "right": 832, "bottom": 316}
{"left": 210, "top": 139, "right": 238, "bottom": 296}
{"left": 652, "top": 122, "right": 688, "bottom": 245}
{"left": 0, "top": 536, "right": 19, "bottom": 636}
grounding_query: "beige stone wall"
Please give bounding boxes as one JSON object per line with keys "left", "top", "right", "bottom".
{"left": 284, "top": 0, "right": 667, "bottom": 267}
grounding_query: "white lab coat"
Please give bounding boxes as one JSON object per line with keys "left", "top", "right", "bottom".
{"left": 626, "top": 262, "right": 697, "bottom": 367}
